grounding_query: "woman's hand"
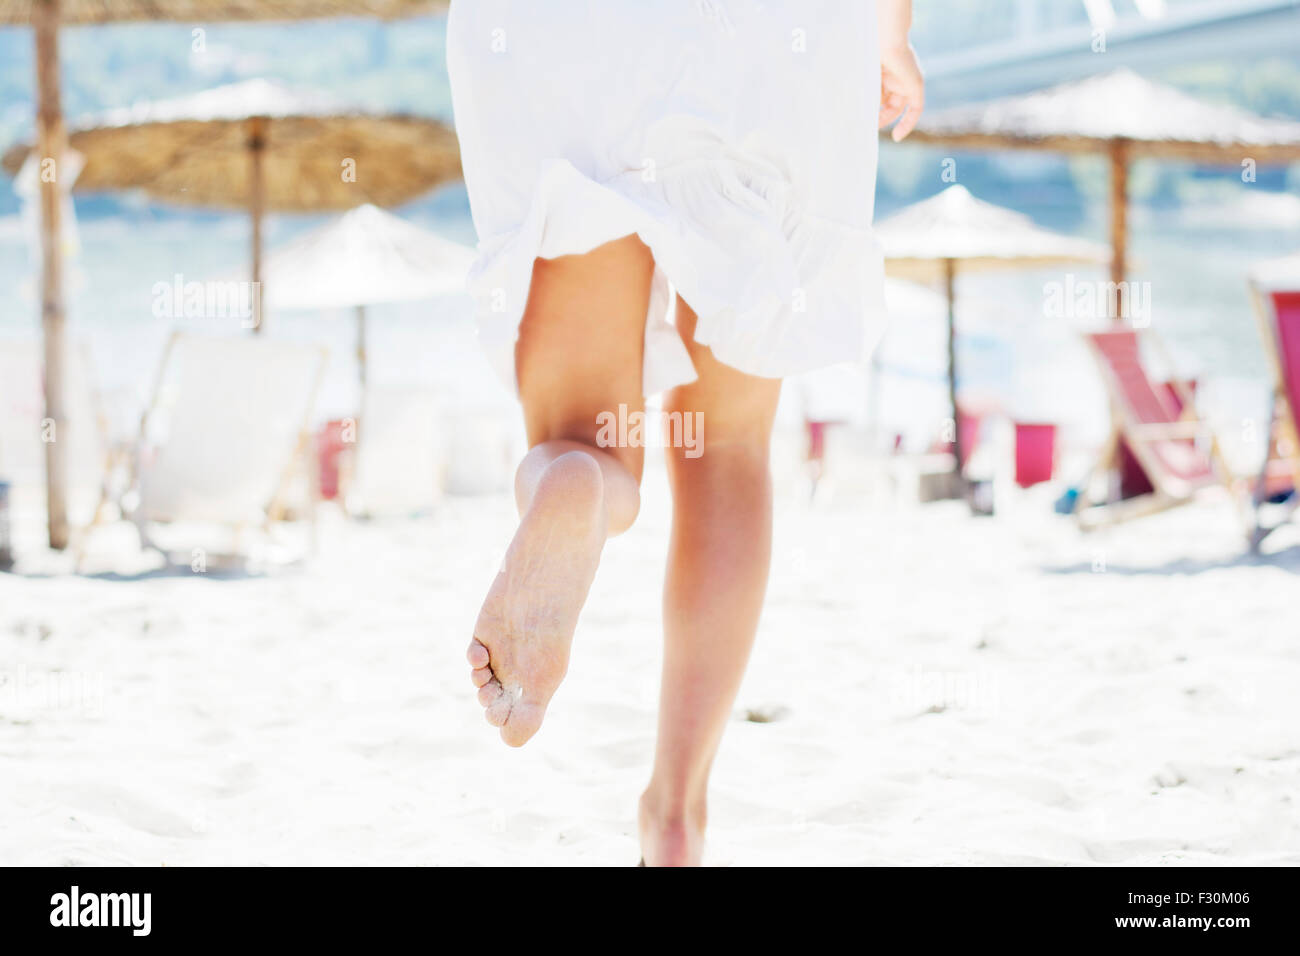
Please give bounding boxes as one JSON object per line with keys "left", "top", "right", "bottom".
{"left": 879, "top": 41, "right": 925, "bottom": 142}
{"left": 876, "top": 1, "right": 924, "bottom": 141}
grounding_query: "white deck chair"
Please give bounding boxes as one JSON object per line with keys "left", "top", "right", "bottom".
{"left": 440, "top": 407, "right": 519, "bottom": 496}
{"left": 346, "top": 386, "right": 441, "bottom": 517}
{"left": 128, "top": 332, "right": 327, "bottom": 560}
{"left": 0, "top": 339, "right": 112, "bottom": 530}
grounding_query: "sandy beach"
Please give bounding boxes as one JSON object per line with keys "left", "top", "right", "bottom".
{"left": 2, "top": 453, "right": 1297, "bottom": 867}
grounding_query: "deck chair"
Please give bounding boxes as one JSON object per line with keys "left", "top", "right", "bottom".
{"left": 124, "top": 332, "right": 327, "bottom": 562}
{"left": 346, "top": 386, "right": 441, "bottom": 517}
{"left": 1074, "top": 328, "right": 1235, "bottom": 530}
{"left": 1247, "top": 264, "right": 1300, "bottom": 549}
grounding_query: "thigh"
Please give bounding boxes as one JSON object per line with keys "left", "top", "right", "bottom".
{"left": 515, "top": 235, "right": 653, "bottom": 480}
{"left": 664, "top": 297, "right": 782, "bottom": 456}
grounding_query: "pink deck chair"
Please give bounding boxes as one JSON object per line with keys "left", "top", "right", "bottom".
{"left": 1075, "top": 329, "right": 1232, "bottom": 528}
{"left": 1118, "top": 379, "right": 1196, "bottom": 499}
{"left": 1014, "top": 423, "right": 1056, "bottom": 488}
{"left": 1249, "top": 288, "right": 1300, "bottom": 547}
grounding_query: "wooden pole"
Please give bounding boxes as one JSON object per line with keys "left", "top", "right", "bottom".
{"left": 34, "top": 0, "right": 69, "bottom": 550}
{"left": 1109, "top": 138, "right": 1128, "bottom": 324}
{"left": 248, "top": 117, "right": 266, "bottom": 333}
{"left": 354, "top": 304, "right": 368, "bottom": 454}
{"left": 944, "top": 256, "right": 962, "bottom": 481}
{"left": 356, "top": 304, "right": 368, "bottom": 391}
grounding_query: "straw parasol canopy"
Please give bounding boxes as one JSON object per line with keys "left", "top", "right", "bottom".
{"left": 907, "top": 69, "right": 1300, "bottom": 161}
{"left": 3, "top": 0, "right": 445, "bottom": 550}
{"left": 3, "top": 78, "right": 461, "bottom": 212}
{"left": 260, "top": 202, "right": 474, "bottom": 388}
{"left": 0, "top": 1, "right": 442, "bottom": 23}
{"left": 899, "top": 69, "right": 1300, "bottom": 307}
{"left": 3, "top": 78, "right": 462, "bottom": 336}
{"left": 875, "top": 184, "right": 1109, "bottom": 476}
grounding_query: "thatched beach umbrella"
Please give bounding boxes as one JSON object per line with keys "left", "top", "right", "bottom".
{"left": 260, "top": 202, "right": 474, "bottom": 389}
{"left": 875, "top": 184, "right": 1109, "bottom": 475}
{"left": 901, "top": 69, "right": 1300, "bottom": 314}
{"left": 3, "top": 77, "right": 462, "bottom": 333}
{"left": 0, "top": 0, "right": 442, "bottom": 550}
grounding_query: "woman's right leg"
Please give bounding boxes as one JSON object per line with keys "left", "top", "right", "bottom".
{"left": 468, "top": 236, "right": 652, "bottom": 747}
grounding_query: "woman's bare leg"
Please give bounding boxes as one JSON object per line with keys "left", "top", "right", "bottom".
{"left": 468, "top": 236, "right": 651, "bottom": 747}
{"left": 640, "top": 298, "right": 782, "bottom": 866}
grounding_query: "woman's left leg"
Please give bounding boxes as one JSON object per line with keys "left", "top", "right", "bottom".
{"left": 639, "top": 298, "right": 783, "bottom": 866}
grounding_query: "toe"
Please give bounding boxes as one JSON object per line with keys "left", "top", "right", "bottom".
{"left": 477, "top": 679, "right": 503, "bottom": 707}
{"left": 500, "top": 701, "right": 543, "bottom": 748}
{"left": 470, "top": 666, "right": 494, "bottom": 688}
{"left": 466, "top": 639, "right": 490, "bottom": 668}
{"left": 484, "top": 692, "right": 512, "bottom": 728}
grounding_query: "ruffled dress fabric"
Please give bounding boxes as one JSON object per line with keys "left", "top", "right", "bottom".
{"left": 446, "top": 0, "right": 886, "bottom": 395}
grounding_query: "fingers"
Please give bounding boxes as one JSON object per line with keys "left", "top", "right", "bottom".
{"left": 879, "top": 93, "right": 907, "bottom": 130}
{"left": 882, "top": 74, "right": 924, "bottom": 141}
{"left": 892, "top": 96, "right": 924, "bottom": 142}
{"left": 880, "top": 44, "right": 926, "bottom": 142}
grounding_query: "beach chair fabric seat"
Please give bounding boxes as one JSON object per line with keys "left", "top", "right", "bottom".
{"left": 1271, "top": 291, "right": 1300, "bottom": 460}
{"left": 134, "top": 334, "right": 326, "bottom": 530}
{"left": 1248, "top": 287, "right": 1300, "bottom": 546}
{"left": 346, "top": 386, "right": 441, "bottom": 516}
{"left": 1076, "top": 329, "right": 1232, "bottom": 528}
{"left": 1089, "top": 331, "right": 1215, "bottom": 495}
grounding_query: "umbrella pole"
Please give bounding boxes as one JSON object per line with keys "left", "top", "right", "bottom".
{"left": 34, "top": 0, "right": 69, "bottom": 551}
{"left": 1109, "top": 139, "right": 1128, "bottom": 324}
{"left": 944, "top": 256, "right": 962, "bottom": 484}
{"left": 248, "top": 117, "right": 266, "bottom": 334}
{"left": 356, "top": 304, "right": 367, "bottom": 392}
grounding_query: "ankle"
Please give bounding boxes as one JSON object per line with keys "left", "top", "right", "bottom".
{"left": 638, "top": 785, "right": 707, "bottom": 866}
{"left": 639, "top": 782, "right": 707, "bottom": 832}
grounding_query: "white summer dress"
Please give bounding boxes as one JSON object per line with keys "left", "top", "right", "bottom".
{"left": 446, "top": 0, "right": 886, "bottom": 395}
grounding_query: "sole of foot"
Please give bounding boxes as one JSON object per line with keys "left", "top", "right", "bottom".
{"left": 468, "top": 451, "right": 606, "bottom": 747}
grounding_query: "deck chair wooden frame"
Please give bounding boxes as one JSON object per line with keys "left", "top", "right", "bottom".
{"left": 1247, "top": 282, "right": 1300, "bottom": 550}
{"left": 69, "top": 349, "right": 129, "bottom": 565}
{"left": 1074, "top": 327, "right": 1238, "bottom": 531}
{"left": 111, "top": 331, "right": 327, "bottom": 565}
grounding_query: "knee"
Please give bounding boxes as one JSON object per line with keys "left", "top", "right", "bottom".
{"left": 664, "top": 433, "right": 772, "bottom": 489}
{"left": 662, "top": 389, "right": 777, "bottom": 469}
{"left": 661, "top": 405, "right": 771, "bottom": 469}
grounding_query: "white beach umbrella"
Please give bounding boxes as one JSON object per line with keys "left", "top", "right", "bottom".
{"left": 260, "top": 203, "right": 475, "bottom": 387}
{"left": 876, "top": 184, "right": 1109, "bottom": 280}
{"left": 875, "top": 184, "right": 1108, "bottom": 472}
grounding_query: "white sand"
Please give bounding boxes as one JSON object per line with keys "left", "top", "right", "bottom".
{"left": 2, "top": 460, "right": 1298, "bottom": 866}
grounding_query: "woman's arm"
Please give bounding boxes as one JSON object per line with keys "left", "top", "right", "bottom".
{"left": 877, "top": 0, "right": 925, "bottom": 141}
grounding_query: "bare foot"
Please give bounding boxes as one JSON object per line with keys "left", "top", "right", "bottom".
{"left": 638, "top": 790, "right": 707, "bottom": 867}
{"left": 468, "top": 451, "right": 606, "bottom": 747}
